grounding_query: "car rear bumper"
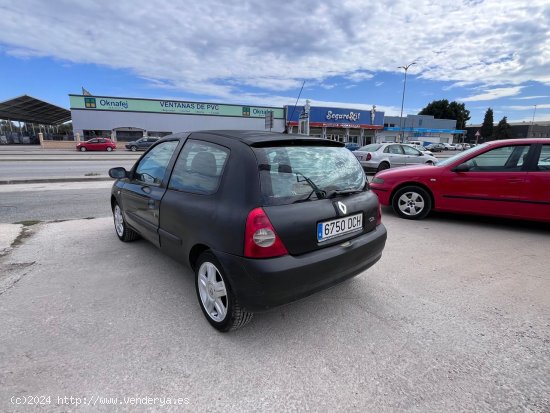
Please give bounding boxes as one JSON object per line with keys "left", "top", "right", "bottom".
{"left": 359, "top": 161, "right": 379, "bottom": 172}
{"left": 214, "top": 224, "right": 387, "bottom": 312}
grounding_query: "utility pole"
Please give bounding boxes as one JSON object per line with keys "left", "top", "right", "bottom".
{"left": 398, "top": 62, "right": 416, "bottom": 143}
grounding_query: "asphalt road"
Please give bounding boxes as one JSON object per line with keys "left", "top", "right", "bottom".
{"left": 0, "top": 182, "right": 113, "bottom": 223}
{"left": 0, "top": 213, "right": 549, "bottom": 412}
{"left": 0, "top": 160, "right": 136, "bottom": 180}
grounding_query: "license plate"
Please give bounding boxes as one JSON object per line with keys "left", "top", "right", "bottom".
{"left": 317, "top": 213, "right": 363, "bottom": 242}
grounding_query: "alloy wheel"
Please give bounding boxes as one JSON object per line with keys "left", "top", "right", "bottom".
{"left": 114, "top": 205, "right": 125, "bottom": 237}
{"left": 197, "top": 261, "right": 228, "bottom": 322}
{"left": 397, "top": 191, "right": 425, "bottom": 216}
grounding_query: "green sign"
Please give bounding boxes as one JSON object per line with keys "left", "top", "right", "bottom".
{"left": 69, "top": 95, "right": 284, "bottom": 119}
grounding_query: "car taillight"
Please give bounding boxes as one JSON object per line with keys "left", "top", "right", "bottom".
{"left": 244, "top": 208, "right": 288, "bottom": 258}
{"left": 366, "top": 153, "right": 372, "bottom": 161}
{"left": 376, "top": 203, "right": 382, "bottom": 225}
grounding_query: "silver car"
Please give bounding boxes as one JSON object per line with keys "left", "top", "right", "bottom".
{"left": 406, "top": 143, "right": 434, "bottom": 156}
{"left": 353, "top": 143, "right": 438, "bottom": 173}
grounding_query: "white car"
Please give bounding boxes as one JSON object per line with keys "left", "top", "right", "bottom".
{"left": 354, "top": 143, "right": 438, "bottom": 173}
{"left": 405, "top": 144, "right": 434, "bottom": 156}
{"left": 443, "top": 143, "right": 457, "bottom": 150}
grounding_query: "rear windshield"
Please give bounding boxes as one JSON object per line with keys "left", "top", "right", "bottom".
{"left": 358, "top": 144, "right": 382, "bottom": 152}
{"left": 253, "top": 145, "right": 366, "bottom": 206}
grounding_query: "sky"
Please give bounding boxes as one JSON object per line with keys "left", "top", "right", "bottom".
{"left": 0, "top": 0, "right": 549, "bottom": 126}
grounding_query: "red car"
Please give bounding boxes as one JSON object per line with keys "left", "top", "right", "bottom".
{"left": 76, "top": 138, "right": 117, "bottom": 152}
{"left": 370, "top": 139, "right": 550, "bottom": 222}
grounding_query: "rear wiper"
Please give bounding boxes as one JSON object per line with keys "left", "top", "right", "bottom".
{"left": 293, "top": 172, "right": 326, "bottom": 202}
{"left": 326, "top": 188, "right": 363, "bottom": 198}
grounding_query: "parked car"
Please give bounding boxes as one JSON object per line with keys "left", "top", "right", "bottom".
{"left": 344, "top": 142, "right": 360, "bottom": 151}
{"left": 125, "top": 137, "right": 160, "bottom": 151}
{"left": 76, "top": 138, "right": 116, "bottom": 152}
{"left": 109, "top": 131, "right": 387, "bottom": 331}
{"left": 370, "top": 139, "right": 550, "bottom": 222}
{"left": 443, "top": 143, "right": 457, "bottom": 151}
{"left": 405, "top": 143, "right": 434, "bottom": 156}
{"left": 353, "top": 143, "right": 438, "bottom": 173}
{"left": 426, "top": 143, "right": 445, "bottom": 152}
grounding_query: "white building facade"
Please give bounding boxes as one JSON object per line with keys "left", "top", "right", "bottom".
{"left": 70, "top": 95, "right": 285, "bottom": 141}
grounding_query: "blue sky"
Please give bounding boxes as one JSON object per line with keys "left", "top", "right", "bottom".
{"left": 1, "top": 0, "right": 549, "bottom": 126}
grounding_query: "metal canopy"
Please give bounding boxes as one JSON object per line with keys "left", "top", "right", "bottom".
{"left": 0, "top": 95, "right": 71, "bottom": 125}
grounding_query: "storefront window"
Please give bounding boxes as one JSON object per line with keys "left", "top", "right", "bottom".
{"left": 83, "top": 130, "right": 111, "bottom": 138}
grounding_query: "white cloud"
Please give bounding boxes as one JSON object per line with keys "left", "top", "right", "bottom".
{"left": 511, "top": 95, "right": 550, "bottom": 100}
{"left": 345, "top": 72, "right": 374, "bottom": 82}
{"left": 504, "top": 104, "right": 550, "bottom": 110}
{"left": 0, "top": 0, "right": 549, "bottom": 101}
{"left": 458, "top": 87, "right": 523, "bottom": 102}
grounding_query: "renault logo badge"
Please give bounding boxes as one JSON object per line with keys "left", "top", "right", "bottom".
{"left": 337, "top": 201, "right": 347, "bottom": 215}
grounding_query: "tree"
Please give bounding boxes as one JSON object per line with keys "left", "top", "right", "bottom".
{"left": 418, "top": 99, "right": 470, "bottom": 129}
{"left": 480, "top": 108, "right": 494, "bottom": 140}
{"left": 449, "top": 101, "right": 470, "bottom": 130}
{"left": 494, "top": 116, "right": 513, "bottom": 140}
{"left": 57, "top": 122, "right": 73, "bottom": 135}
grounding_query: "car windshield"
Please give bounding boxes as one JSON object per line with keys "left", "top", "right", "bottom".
{"left": 254, "top": 145, "right": 366, "bottom": 206}
{"left": 358, "top": 144, "right": 382, "bottom": 152}
{"left": 436, "top": 143, "right": 490, "bottom": 167}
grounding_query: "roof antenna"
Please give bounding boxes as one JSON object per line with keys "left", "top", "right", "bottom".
{"left": 287, "top": 80, "right": 305, "bottom": 133}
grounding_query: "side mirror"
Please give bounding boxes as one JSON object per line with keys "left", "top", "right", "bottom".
{"left": 453, "top": 163, "right": 470, "bottom": 172}
{"left": 109, "top": 167, "right": 128, "bottom": 179}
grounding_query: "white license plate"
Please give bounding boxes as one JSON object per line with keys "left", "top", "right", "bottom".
{"left": 317, "top": 213, "right": 363, "bottom": 242}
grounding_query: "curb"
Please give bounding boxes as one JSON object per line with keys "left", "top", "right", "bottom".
{"left": 0, "top": 177, "right": 113, "bottom": 185}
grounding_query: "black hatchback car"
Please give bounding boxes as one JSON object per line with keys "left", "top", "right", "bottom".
{"left": 125, "top": 137, "right": 160, "bottom": 151}
{"left": 109, "top": 130, "right": 387, "bottom": 331}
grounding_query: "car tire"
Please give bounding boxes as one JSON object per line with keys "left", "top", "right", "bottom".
{"left": 79, "top": 147, "right": 86, "bottom": 152}
{"left": 130, "top": 146, "right": 137, "bottom": 152}
{"left": 106, "top": 147, "right": 113, "bottom": 152}
{"left": 113, "top": 202, "right": 140, "bottom": 242}
{"left": 377, "top": 162, "right": 390, "bottom": 172}
{"left": 195, "top": 251, "right": 253, "bottom": 332}
{"left": 425, "top": 161, "right": 434, "bottom": 165}
{"left": 392, "top": 186, "right": 432, "bottom": 220}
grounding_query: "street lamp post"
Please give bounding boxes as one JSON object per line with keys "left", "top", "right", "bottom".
{"left": 398, "top": 62, "right": 416, "bottom": 143}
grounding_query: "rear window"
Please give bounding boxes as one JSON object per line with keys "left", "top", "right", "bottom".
{"left": 358, "top": 144, "right": 382, "bottom": 152}
{"left": 253, "top": 145, "right": 366, "bottom": 206}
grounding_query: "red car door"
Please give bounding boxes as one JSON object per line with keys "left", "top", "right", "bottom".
{"left": 96, "top": 138, "right": 107, "bottom": 150}
{"left": 86, "top": 138, "right": 99, "bottom": 150}
{"left": 436, "top": 144, "right": 531, "bottom": 218}
{"left": 522, "top": 143, "right": 550, "bottom": 222}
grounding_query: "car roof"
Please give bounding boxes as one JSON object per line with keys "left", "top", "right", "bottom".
{"left": 174, "top": 130, "right": 344, "bottom": 147}
{"left": 483, "top": 138, "right": 547, "bottom": 146}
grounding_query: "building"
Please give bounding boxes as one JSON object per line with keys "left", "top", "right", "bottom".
{"left": 285, "top": 104, "right": 384, "bottom": 146}
{"left": 69, "top": 95, "right": 285, "bottom": 141}
{"left": 377, "top": 114, "right": 465, "bottom": 144}
{"left": 465, "top": 121, "right": 550, "bottom": 143}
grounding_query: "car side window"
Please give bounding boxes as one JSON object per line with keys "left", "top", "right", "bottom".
{"left": 537, "top": 145, "right": 550, "bottom": 171}
{"left": 168, "top": 140, "right": 229, "bottom": 194}
{"left": 134, "top": 140, "right": 178, "bottom": 185}
{"left": 402, "top": 145, "right": 421, "bottom": 156}
{"left": 386, "top": 145, "right": 403, "bottom": 154}
{"left": 465, "top": 145, "right": 530, "bottom": 172}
